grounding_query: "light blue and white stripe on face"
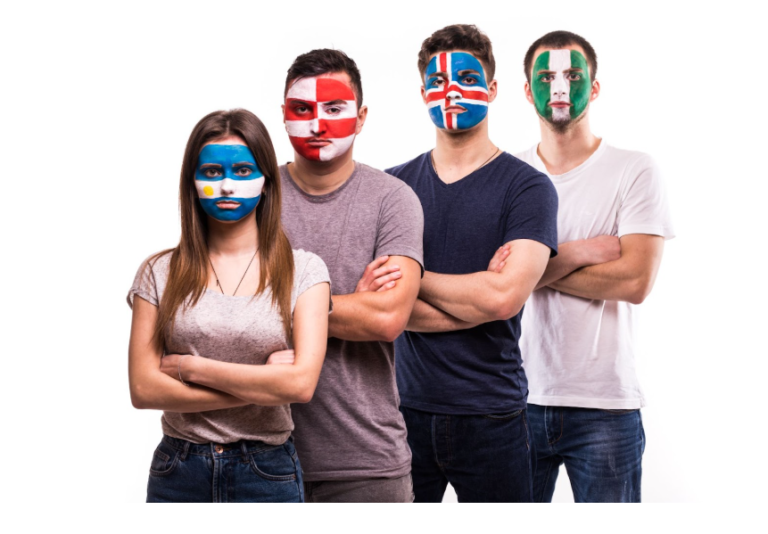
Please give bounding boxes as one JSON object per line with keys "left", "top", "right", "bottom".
{"left": 194, "top": 144, "right": 265, "bottom": 222}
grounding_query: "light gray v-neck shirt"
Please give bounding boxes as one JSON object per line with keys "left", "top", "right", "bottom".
{"left": 128, "top": 248, "right": 330, "bottom": 445}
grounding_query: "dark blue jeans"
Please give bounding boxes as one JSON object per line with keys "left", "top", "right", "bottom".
{"left": 400, "top": 406, "right": 534, "bottom": 502}
{"left": 146, "top": 435, "right": 304, "bottom": 503}
{"left": 528, "top": 404, "right": 645, "bottom": 503}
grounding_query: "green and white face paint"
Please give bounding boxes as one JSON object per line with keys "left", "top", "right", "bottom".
{"left": 531, "top": 49, "right": 591, "bottom": 127}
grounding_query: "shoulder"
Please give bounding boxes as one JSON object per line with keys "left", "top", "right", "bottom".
{"left": 292, "top": 248, "right": 327, "bottom": 273}
{"left": 494, "top": 152, "right": 555, "bottom": 192}
{"left": 355, "top": 162, "right": 422, "bottom": 205}
{"left": 384, "top": 152, "right": 431, "bottom": 180}
{"left": 291, "top": 249, "right": 331, "bottom": 300}
{"left": 601, "top": 143, "right": 658, "bottom": 174}
{"left": 512, "top": 144, "right": 538, "bottom": 166}
{"left": 357, "top": 162, "right": 414, "bottom": 191}
{"left": 138, "top": 249, "right": 173, "bottom": 279}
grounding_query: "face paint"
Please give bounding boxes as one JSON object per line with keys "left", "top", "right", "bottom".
{"left": 531, "top": 49, "right": 591, "bottom": 125}
{"left": 424, "top": 52, "right": 489, "bottom": 130}
{"left": 194, "top": 144, "right": 265, "bottom": 222}
{"left": 285, "top": 77, "right": 358, "bottom": 161}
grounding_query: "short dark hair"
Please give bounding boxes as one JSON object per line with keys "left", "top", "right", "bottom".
{"left": 524, "top": 30, "right": 597, "bottom": 84}
{"left": 418, "top": 24, "right": 496, "bottom": 82}
{"left": 284, "top": 49, "right": 363, "bottom": 106}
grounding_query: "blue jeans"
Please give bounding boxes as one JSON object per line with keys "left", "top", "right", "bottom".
{"left": 146, "top": 435, "right": 304, "bottom": 502}
{"left": 528, "top": 404, "right": 645, "bottom": 502}
{"left": 400, "top": 406, "right": 534, "bottom": 502}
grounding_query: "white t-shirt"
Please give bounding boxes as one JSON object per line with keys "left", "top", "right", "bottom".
{"left": 516, "top": 140, "right": 674, "bottom": 409}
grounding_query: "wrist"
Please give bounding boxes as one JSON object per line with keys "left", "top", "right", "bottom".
{"left": 183, "top": 355, "right": 202, "bottom": 383}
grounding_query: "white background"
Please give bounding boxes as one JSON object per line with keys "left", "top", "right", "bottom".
{"left": 1, "top": 0, "right": 765, "bottom": 515}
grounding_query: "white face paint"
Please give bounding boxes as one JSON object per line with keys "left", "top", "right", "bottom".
{"left": 549, "top": 49, "right": 572, "bottom": 123}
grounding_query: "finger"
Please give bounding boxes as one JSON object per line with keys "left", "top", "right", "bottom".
{"left": 372, "top": 271, "right": 402, "bottom": 290}
{"left": 371, "top": 264, "right": 400, "bottom": 279}
{"left": 365, "top": 256, "right": 390, "bottom": 273}
{"left": 377, "top": 280, "right": 397, "bottom": 292}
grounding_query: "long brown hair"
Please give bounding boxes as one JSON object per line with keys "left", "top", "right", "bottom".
{"left": 152, "top": 109, "right": 294, "bottom": 346}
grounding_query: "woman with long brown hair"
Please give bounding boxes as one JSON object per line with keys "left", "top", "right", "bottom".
{"left": 127, "top": 109, "right": 330, "bottom": 502}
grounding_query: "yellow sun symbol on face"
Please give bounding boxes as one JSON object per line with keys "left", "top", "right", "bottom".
{"left": 203, "top": 185, "right": 214, "bottom": 197}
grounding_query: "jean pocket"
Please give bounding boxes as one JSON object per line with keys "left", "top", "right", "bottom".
{"left": 248, "top": 445, "right": 298, "bottom": 482}
{"left": 483, "top": 409, "right": 523, "bottom": 420}
{"left": 597, "top": 408, "right": 639, "bottom": 415}
{"left": 149, "top": 442, "right": 180, "bottom": 477}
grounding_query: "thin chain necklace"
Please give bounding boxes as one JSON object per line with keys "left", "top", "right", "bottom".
{"left": 208, "top": 249, "right": 258, "bottom": 296}
{"left": 431, "top": 146, "right": 500, "bottom": 179}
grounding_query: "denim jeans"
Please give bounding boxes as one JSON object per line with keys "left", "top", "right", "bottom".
{"left": 146, "top": 435, "right": 304, "bottom": 502}
{"left": 400, "top": 406, "right": 534, "bottom": 502}
{"left": 528, "top": 404, "right": 645, "bottom": 503}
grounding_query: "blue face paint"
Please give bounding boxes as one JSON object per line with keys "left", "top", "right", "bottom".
{"left": 424, "top": 51, "right": 490, "bottom": 130}
{"left": 194, "top": 144, "right": 265, "bottom": 222}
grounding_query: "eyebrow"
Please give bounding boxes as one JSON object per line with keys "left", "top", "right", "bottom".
{"left": 200, "top": 163, "right": 222, "bottom": 169}
{"left": 232, "top": 162, "right": 255, "bottom": 167}
{"left": 537, "top": 67, "right": 584, "bottom": 74}
{"left": 322, "top": 99, "right": 348, "bottom": 106}
{"left": 427, "top": 71, "right": 448, "bottom": 78}
{"left": 457, "top": 69, "right": 480, "bottom": 76}
{"left": 288, "top": 99, "right": 313, "bottom": 106}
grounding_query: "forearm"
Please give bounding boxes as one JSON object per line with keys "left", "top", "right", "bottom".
{"left": 130, "top": 372, "right": 249, "bottom": 413}
{"left": 185, "top": 357, "right": 317, "bottom": 406}
{"left": 406, "top": 298, "right": 479, "bottom": 333}
{"left": 536, "top": 241, "right": 590, "bottom": 289}
{"left": 419, "top": 271, "right": 525, "bottom": 323}
{"left": 329, "top": 292, "right": 409, "bottom": 342}
{"left": 549, "top": 261, "right": 647, "bottom": 303}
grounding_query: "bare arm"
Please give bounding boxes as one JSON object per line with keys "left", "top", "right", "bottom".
{"left": 165, "top": 282, "right": 330, "bottom": 405}
{"left": 549, "top": 234, "right": 664, "bottom": 304}
{"left": 329, "top": 256, "right": 421, "bottom": 342}
{"left": 419, "top": 239, "right": 551, "bottom": 323}
{"left": 128, "top": 296, "right": 249, "bottom": 412}
{"left": 406, "top": 298, "right": 480, "bottom": 333}
{"left": 536, "top": 236, "right": 621, "bottom": 289}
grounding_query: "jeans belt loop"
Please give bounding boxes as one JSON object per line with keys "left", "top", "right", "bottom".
{"left": 180, "top": 440, "right": 190, "bottom": 461}
{"left": 240, "top": 441, "right": 249, "bottom": 457}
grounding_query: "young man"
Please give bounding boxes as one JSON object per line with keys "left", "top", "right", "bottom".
{"left": 386, "top": 25, "right": 559, "bottom": 502}
{"left": 515, "top": 30, "right": 674, "bottom": 502}
{"left": 278, "top": 49, "right": 424, "bottom": 502}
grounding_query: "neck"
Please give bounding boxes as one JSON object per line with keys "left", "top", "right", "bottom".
{"left": 536, "top": 114, "right": 600, "bottom": 175}
{"left": 431, "top": 119, "right": 497, "bottom": 183}
{"left": 206, "top": 211, "right": 259, "bottom": 257}
{"left": 287, "top": 148, "right": 356, "bottom": 196}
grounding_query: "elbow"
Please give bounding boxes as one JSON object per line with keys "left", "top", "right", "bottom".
{"left": 626, "top": 277, "right": 654, "bottom": 305}
{"left": 489, "top": 293, "right": 525, "bottom": 322}
{"left": 130, "top": 383, "right": 152, "bottom": 410}
{"left": 289, "top": 376, "right": 318, "bottom": 404}
{"left": 378, "top": 311, "right": 409, "bottom": 343}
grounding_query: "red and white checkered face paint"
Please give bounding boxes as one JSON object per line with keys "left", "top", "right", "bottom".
{"left": 285, "top": 77, "right": 358, "bottom": 162}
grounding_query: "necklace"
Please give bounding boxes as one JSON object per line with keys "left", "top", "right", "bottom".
{"left": 208, "top": 249, "right": 258, "bottom": 296}
{"left": 430, "top": 146, "right": 500, "bottom": 178}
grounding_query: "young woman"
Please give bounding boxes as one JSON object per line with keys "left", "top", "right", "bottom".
{"left": 127, "top": 109, "right": 330, "bottom": 503}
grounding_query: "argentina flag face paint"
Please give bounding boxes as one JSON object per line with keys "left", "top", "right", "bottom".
{"left": 531, "top": 49, "right": 591, "bottom": 126}
{"left": 194, "top": 143, "right": 265, "bottom": 222}
{"left": 424, "top": 51, "right": 489, "bottom": 130}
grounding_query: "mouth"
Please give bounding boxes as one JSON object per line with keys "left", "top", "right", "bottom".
{"left": 444, "top": 104, "right": 467, "bottom": 114}
{"left": 216, "top": 200, "right": 241, "bottom": 210}
{"left": 549, "top": 101, "right": 571, "bottom": 109}
{"left": 305, "top": 138, "right": 331, "bottom": 147}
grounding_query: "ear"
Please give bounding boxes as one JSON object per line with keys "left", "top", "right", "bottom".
{"left": 421, "top": 85, "right": 427, "bottom": 105}
{"left": 281, "top": 103, "right": 286, "bottom": 124}
{"left": 487, "top": 79, "right": 498, "bottom": 104}
{"left": 524, "top": 82, "right": 534, "bottom": 105}
{"left": 590, "top": 79, "right": 601, "bottom": 102}
{"left": 355, "top": 105, "right": 368, "bottom": 135}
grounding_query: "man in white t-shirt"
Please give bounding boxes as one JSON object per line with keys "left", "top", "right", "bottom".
{"left": 512, "top": 31, "right": 674, "bottom": 502}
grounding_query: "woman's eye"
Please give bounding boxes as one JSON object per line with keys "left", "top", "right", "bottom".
{"left": 235, "top": 167, "right": 253, "bottom": 177}
{"left": 204, "top": 168, "right": 221, "bottom": 178}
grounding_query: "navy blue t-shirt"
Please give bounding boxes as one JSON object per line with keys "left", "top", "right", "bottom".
{"left": 386, "top": 151, "right": 558, "bottom": 415}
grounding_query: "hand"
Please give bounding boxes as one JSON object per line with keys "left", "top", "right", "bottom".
{"left": 160, "top": 354, "right": 193, "bottom": 382}
{"left": 355, "top": 255, "right": 402, "bottom": 292}
{"left": 487, "top": 245, "right": 510, "bottom": 273}
{"left": 266, "top": 349, "right": 295, "bottom": 365}
{"left": 579, "top": 235, "right": 621, "bottom": 265}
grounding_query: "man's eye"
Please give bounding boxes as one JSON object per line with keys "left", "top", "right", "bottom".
{"left": 568, "top": 73, "right": 581, "bottom": 81}
{"left": 295, "top": 105, "right": 309, "bottom": 113}
{"left": 327, "top": 106, "right": 341, "bottom": 114}
{"left": 539, "top": 75, "right": 554, "bottom": 82}
{"left": 462, "top": 76, "right": 478, "bottom": 85}
{"left": 235, "top": 167, "right": 253, "bottom": 177}
{"left": 430, "top": 78, "right": 445, "bottom": 87}
{"left": 204, "top": 168, "right": 222, "bottom": 178}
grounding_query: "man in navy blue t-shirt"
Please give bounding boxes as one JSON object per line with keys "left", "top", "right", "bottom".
{"left": 385, "top": 24, "right": 559, "bottom": 502}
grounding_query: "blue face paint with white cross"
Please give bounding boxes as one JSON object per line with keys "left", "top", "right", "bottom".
{"left": 424, "top": 51, "right": 490, "bottom": 131}
{"left": 194, "top": 144, "right": 264, "bottom": 222}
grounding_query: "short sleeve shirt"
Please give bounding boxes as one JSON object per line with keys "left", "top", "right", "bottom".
{"left": 127, "top": 248, "right": 330, "bottom": 444}
{"left": 386, "top": 151, "right": 558, "bottom": 414}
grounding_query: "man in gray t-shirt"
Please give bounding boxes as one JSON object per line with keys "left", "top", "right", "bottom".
{"left": 277, "top": 49, "right": 424, "bottom": 502}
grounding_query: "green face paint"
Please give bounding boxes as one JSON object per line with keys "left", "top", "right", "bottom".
{"left": 531, "top": 49, "right": 591, "bottom": 126}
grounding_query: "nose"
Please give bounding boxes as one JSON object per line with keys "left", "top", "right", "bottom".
{"left": 220, "top": 178, "right": 236, "bottom": 196}
{"left": 446, "top": 83, "right": 463, "bottom": 101}
{"left": 552, "top": 73, "right": 569, "bottom": 98}
{"left": 309, "top": 119, "right": 324, "bottom": 135}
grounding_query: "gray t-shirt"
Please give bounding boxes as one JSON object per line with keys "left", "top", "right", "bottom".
{"left": 279, "top": 162, "right": 424, "bottom": 481}
{"left": 127, "top": 248, "right": 330, "bottom": 445}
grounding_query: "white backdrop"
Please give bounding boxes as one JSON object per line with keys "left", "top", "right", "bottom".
{"left": 1, "top": 0, "right": 765, "bottom": 511}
